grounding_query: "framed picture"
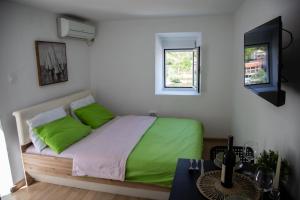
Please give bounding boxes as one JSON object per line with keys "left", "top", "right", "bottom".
{"left": 35, "top": 41, "right": 68, "bottom": 86}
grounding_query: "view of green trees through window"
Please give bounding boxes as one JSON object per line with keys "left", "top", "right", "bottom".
{"left": 165, "top": 50, "right": 193, "bottom": 87}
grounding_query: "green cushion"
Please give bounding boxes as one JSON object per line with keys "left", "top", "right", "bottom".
{"left": 33, "top": 116, "right": 91, "bottom": 153}
{"left": 74, "top": 103, "right": 115, "bottom": 129}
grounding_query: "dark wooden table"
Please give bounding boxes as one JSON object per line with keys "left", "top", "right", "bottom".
{"left": 169, "top": 159, "right": 218, "bottom": 200}
{"left": 169, "top": 159, "right": 293, "bottom": 200}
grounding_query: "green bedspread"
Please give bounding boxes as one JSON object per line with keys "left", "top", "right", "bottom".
{"left": 125, "top": 117, "right": 203, "bottom": 187}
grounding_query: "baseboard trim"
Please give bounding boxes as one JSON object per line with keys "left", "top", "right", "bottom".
{"left": 33, "top": 174, "right": 170, "bottom": 200}
{"left": 10, "top": 178, "right": 26, "bottom": 193}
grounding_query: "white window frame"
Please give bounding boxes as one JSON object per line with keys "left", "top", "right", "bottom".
{"left": 155, "top": 32, "right": 202, "bottom": 96}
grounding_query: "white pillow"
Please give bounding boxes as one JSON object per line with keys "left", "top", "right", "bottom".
{"left": 26, "top": 107, "right": 67, "bottom": 152}
{"left": 70, "top": 95, "right": 95, "bottom": 118}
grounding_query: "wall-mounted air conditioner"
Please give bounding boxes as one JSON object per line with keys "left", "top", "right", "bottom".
{"left": 57, "top": 17, "right": 96, "bottom": 41}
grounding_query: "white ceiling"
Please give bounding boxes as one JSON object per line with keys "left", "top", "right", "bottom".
{"left": 10, "top": 0, "right": 245, "bottom": 21}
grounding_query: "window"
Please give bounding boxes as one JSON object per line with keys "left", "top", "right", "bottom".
{"left": 155, "top": 32, "right": 202, "bottom": 95}
{"left": 164, "top": 48, "right": 200, "bottom": 91}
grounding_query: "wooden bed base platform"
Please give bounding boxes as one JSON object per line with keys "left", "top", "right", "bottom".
{"left": 21, "top": 146, "right": 170, "bottom": 200}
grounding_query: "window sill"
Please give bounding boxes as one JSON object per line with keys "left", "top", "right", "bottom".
{"left": 155, "top": 89, "right": 200, "bottom": 96}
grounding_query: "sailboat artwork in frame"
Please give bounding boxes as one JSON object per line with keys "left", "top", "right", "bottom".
{"left": 35, "top": 41, "right": 68, "bottom": 86}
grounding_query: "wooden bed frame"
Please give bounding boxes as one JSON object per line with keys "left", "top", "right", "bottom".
{"left": 13, "top": 90, "right": 170, "bottom": 200}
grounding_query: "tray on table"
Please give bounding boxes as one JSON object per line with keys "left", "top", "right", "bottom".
{"left": 196, "top": 170, "right": 260, "bottom": 200}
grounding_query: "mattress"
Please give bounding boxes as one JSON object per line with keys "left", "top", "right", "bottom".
{"left": 26, "top": 145, "right": 73, "bottom": 158}
{"left": 26, "top": 117, "right": 203, "bottom": 187}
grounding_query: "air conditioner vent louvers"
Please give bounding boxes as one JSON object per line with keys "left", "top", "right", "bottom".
{"left": 57, "top": 17, "right": 96, "bottom": 41}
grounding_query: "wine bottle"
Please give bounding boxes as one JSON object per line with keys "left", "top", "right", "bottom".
{"left": 221, "top": 136, "right": 236, "bottom": 188}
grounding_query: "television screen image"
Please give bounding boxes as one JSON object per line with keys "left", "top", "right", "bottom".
{"left": 244, "top": 44, "right": 269, "bottom": 85}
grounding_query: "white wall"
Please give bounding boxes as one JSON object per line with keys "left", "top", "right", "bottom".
{"left": 232, "top": 0, "right": 300, "bottom": 196}
{"left": 0, "top": 1, "right": 91, "bottom": 183}
{"left": 90, "top": 16, "right": 234, "bottom": 138}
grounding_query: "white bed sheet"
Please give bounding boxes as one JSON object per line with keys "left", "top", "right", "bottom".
{"left": 25, "top": 116, "right": 121, "bottom": 159}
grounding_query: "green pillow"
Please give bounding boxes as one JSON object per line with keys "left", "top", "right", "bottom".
{"left": 33, "top": 116, "right": 91, "bottom": 153}
{"left": 74, "top": 103, "right": 114, "bottom": 129}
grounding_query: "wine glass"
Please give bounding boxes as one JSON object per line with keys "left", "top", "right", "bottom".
{"left": 255, "top": 168, "right": 274, "bottom": 192}
{"left": 242, "top": 141, "right": 258, "bottom": 177}
{"left": 243, "top": 141, "right": 258, "bottom": 163}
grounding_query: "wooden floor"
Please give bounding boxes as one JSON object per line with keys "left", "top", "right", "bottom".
{"left": 3, "top": 182, "right": 149, "bottom": 200}
{"left": 3, "top": 138, "right": 226, "bottom": 200}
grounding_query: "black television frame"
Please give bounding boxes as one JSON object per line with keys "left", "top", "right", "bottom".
{"left": 244, "top": 16, "right": 285, "bottom": 107}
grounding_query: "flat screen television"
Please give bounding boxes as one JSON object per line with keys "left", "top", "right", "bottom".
{"left": 244, "top": 16, "right": 285, "bottom": 106}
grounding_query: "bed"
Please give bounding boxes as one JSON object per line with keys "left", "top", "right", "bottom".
{"left": 13, "top": 90, "right": 203, "bottom": 200}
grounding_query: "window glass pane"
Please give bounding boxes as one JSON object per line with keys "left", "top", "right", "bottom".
{"left": 165, "top": 50, "right": 193, "bottom": 88}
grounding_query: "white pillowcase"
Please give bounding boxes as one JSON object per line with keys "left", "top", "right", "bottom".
{"left": 26, "top": 107, "right": 67, "bottom": 152}
{"left": 70, "top": 95, "right": 95, "bottom": 118}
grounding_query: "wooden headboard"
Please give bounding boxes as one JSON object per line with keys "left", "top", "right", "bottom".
{"left": 12, "top": 90, "right": 92, "bottom": 146}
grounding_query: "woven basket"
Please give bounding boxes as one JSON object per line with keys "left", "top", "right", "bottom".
{"left": 196, "top": 170, "right": 261, "bottom": 200}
